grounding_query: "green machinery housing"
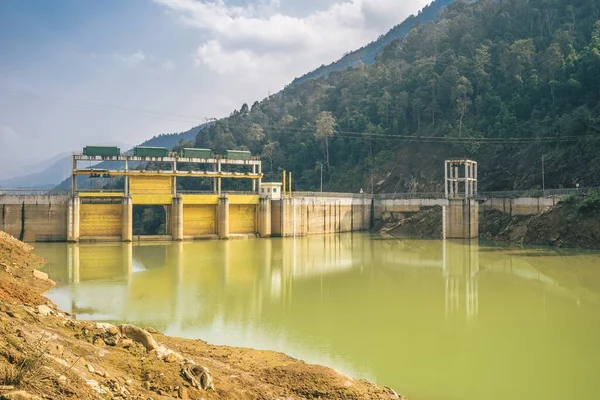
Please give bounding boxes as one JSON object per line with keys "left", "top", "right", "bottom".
{"left": 85, "top": 146, "right": 253, "bottom": 159}
{"left": 181, "top": 148, "right": 214, "bottom": 159}
{"left": 83, "top": 146, "right": 121, "bottom": 157}
{"left": 224, "top": 150, "right": 252, "bottom": 160}
{"left": 133, "top": 146, "right": 169, "bottom": 157}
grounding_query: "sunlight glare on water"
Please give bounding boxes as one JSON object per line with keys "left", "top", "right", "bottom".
{"left": 35, "top": 234, "right": 600, "bottom": 400}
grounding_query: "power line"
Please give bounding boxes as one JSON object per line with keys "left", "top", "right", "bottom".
{"left": 262, "top": 125, "right": 600, "bottom": 144}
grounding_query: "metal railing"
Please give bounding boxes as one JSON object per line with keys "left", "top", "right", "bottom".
{"left": 292, "top": 191, "right": 372, "bottom": 199}
{"left": 0, "top": 189, "right": 70, "bottom": 196}
{"left": 373, "top": 187, "right": 600, "bottom": 201}
{"left": 375, "top": 192, "right": 445, "bottom": 200}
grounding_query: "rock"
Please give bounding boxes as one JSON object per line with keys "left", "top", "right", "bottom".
{"left": 180, "top": 365, "right": 214, "bottom": 391}
{"left": 95, "top": 322, "right": 116, "bottom": 331}
{"left": 36, "top": 305, "right": 53, "bottom": 316}
{"left": 6, "top": 311, "right": 22, "bottom": 320}
{"left": 121, "top": 338, "right": 134, "bottom": 349}
{"left": 124, "top": 379, "right": 133, "bottom": 386}
{"left": 95, "top": 370, "right": 108, "bottom": 378}
{"left": 32, "top": 270, "right": 48, "bottom": 281}
{"left": 93, "top": 336, "right": 106, "bottom": 347}
{"left": 119, "top": 324, "right": 158, "bottom": 351}
{"left": 57, "top": 375, "right": 67, "bottom": 385}
{"left": 108, "top": 326, "right": 119, "bottom": 336}
{"left": 103, "top": 334, "right": 120, "bottom": 347}
{"left": 86, "top": 364, "right": 96, "bottom": 374}
{"left": 163, "top": 352, "right": 181, "bottom": 363}
{"left": 156, "top": 345, "right": 184, "bottom": 363}
{"left": 0, "top": 391, "right": 43, "bottom": 400}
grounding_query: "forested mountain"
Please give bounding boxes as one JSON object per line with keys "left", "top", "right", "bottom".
{"left": 185, "top": 0, "right": 600, "bottom": 193}
{"left": 289, "top": 0, "right": 455, "bottom": 88}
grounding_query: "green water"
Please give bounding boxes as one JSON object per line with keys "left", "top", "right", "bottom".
{"left": 35, "top": 234, "right": 600, "bottom": 400}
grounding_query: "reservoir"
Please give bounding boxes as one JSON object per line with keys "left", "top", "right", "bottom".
{"left": 35, "top": 234, "right": 600, "bottom": 400}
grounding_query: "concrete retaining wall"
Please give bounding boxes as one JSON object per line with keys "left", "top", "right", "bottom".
{"left": 375, "top": 196, "right": 560, "bottom": 219}
{"left": 480, "top": 197, "right": 558, "bottom": 215}
{"left": 0, "top": 195, "right": 70, "bottom": 242}
{"left": 272, "top": 197, "right": 371, "bottom": 237}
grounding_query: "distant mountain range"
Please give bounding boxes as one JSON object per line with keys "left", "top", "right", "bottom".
{"left": 289, "top": 0, "right": 454, "bottom": 88}
{"left": 0, "top": 154, "right": 72, "bottom": 189}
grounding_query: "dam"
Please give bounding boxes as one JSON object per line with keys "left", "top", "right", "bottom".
{"left": 0, "top": 146, "right": 372, "bottom": 242}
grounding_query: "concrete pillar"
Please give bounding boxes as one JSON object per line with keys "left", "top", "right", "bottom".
{"left": 71, "top": 156, "right": 77, "bottom": 196}
{"left": 217, "top": 159, "right": 222, "bottom": 195}
{"left": 213, "top": 163, "right": 217, "bottom": 193}
{"left": 454, "top": 167, "right": 459, "bottom": 196}
{"left": 270, "top": 200, "right": 282, "bottom": 237}
{"left": 172, "top": 196, "right": 184, "bottom": 241}
{"left": 443, "top": 199, "right": 479, "bottom": 239}
{"left": 122, "top": 196, "right": 132, "bottom": 242}
{"left": 252, "top": 165, "right": 257, "bottom": 193}
{"left": 217, "top": 195, "right": 229, "bottom": 239}
{"left": 67, "top": 196, "right": 80, "bottom": 242}
{"left": 258, "top": 163, "right": 262, "bottom": 193}
{"left": 258, "top": 198, "right": 272, "bottom": 238}
{"left": 280, "top": 198, "right": 294, "bottom": 237}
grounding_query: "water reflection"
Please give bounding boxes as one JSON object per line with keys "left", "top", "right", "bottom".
{"left": 35, "top": 235, "right": 600, "bottom": 400}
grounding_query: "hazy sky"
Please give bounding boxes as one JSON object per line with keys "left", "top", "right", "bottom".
{"left": 0, "top": 0, "right": 430, "bottom": 174}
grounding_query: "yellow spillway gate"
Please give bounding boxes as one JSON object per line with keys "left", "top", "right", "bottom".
{"left": 183, "top": 205, "right": 216, "bottom": 236}
{"left": 230, "top": 204, "right": 257, "bottom": 234}
{"left": 130, "top": 176, "right": 173, "bottom": 205}
{"left": 79, "top": 204, "right": 123, "bottom": 238}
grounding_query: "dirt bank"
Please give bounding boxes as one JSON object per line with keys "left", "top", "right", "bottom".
{"left": 379, "top": 207, "right": 443, "bottom": 239}
{"left": 378, "top": 195, "right": 600, "bottom": 250}
{"left": 483, "top": 198, "right": 600, "bottom": 249}
{"left": 0, "top": 231, "right": 403, "bottom": 400}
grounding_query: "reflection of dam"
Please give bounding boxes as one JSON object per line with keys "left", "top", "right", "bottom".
{"left": 46, "top": 235, "right": 370, "bottom": 324}
{"left": 41, "top": 236, "right": 599, "bottom": 326}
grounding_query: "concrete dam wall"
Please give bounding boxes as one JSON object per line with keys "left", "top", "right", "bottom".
{"left": 271, "top": 197, "right": 372, "bottom": 237}
{"left": 0, "top": 195, "right": 70, "bottom": 242}
{"left": 0, "top": 194, "right": 372, "bottom": 242}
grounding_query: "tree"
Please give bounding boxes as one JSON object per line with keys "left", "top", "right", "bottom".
{"left": 453, "top": 76, "right": 473, "bottom": 137}
{"left": 315, "top": 111, "right": 336, "bottom": 168}
{"left": 249, "top": 123, "right": 265, "bottom": 142}
{"left": 262, "top": 141, "right": 279, "bottom": 172}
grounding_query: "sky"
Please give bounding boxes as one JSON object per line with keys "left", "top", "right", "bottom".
{"left": 0, "top": 0, "right": 430, "bottom": 177}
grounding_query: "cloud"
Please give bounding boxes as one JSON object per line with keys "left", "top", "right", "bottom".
{"left": 0, "top": 125, "right": 19, "bottom": 146}
{"left": 162, "top": 59, "right": 176, "bottom": 71}
{"left": 155, "top": 0, "right": 430, "bottom": 81}
{"left": 113, "top": 50, "right": 148, "bottom": 66}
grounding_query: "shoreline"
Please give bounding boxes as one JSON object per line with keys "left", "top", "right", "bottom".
{"left": 0, "top": 230, "right": 403, "bottom": 400}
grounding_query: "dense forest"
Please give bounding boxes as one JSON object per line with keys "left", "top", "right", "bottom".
{"left": 181, "top": 0, "right": 600, "bottom": 194}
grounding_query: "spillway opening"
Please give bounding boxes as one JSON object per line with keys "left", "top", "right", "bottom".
{"left": 133, "top": 205, "right": 167, "bottom": 236}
